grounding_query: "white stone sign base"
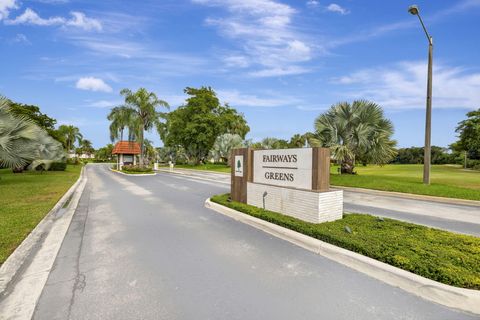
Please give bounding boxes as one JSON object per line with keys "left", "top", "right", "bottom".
{"left": 247, "top": 182, "right": 343, "bottom": 223}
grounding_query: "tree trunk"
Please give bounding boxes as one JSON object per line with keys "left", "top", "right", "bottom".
{"left": 139, "top": 125, "right": 144, "bottom": 167}
{"left": 340, "top": 159, "right": 356, "bottom": 174}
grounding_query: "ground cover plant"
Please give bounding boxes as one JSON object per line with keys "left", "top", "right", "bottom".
{"left": 211, "top": 193, "right": 480, "bottom": 289}
{"left": 0, "top": 165, "right": 82, "bottom": 265}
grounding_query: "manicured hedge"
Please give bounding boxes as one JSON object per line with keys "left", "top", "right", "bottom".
{"left": 49, "top": 162, "right": 67, "bottom": 171}
{"left": 211, "top": 193, "right": 480, "bottom": 289}
{"left": 122, "top": 165, "right": 153, "bottom": 173}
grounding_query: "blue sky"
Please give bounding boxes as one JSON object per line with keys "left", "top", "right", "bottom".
{"left": 1, "top": 0, "right": 479, "bottom": 148}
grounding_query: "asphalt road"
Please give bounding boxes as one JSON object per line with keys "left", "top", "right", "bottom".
{"left": 159, "top": 168, "right": 480, "bottom": 237}
{"left": 33, "top": 164, "right": 477, "bottom": 319}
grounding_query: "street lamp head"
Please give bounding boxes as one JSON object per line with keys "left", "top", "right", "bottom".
{"left": 408, "top": 5, "right": 419, "bottom": 15}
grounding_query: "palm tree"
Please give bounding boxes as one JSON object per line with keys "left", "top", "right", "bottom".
{"left": 312, "top": 100, "right": 397, "bottom": 174}
{"left": 210, "top": 133, "right": 244, "bottom": 165}
{"left": 107, "top": 106, "right": 133, "bottom": 142}
{"left": 0, "top": 97, "right": 42, "bottom": 169}
{"left": 57, "top": 125, "right": 83, "bottom": 153}
{"left": 79, "top": 139, "right": 94, "bottom": 156}
{"left": 119, "top": 88, "right": 169, "bottom": 166}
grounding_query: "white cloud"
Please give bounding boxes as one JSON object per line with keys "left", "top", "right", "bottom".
{"left": 326, "top": 3, "right": 349, "bottom": 15}
{"left": 88, "top": 100, "right": 121, "bottom": 108}
{"left": 223, "top": 55, "right": 250, "bottom": 68}
{"left": 193, "top": 0, "right": 313, "bottom": 77}
{"left": 217, "top": 89, "right": 302, "bottom": 108}
{"left": 76, "top": 77, "right": 112, "bottom": 92}
{"left": 306, "top": 0, "right": 319, "bottom": 8}
{"left": 65, "top": 12, "right": 102, "bottom": 31}
{"left": 11, "top": 33, "right": 30, "bottom": 44}
{"left": 0, "top": 0, "right": 17, "bottom": 21}
{"left": 5, "top": 8, "right": 64, "bottom": 25}
{"left": 333, "top": 61, "right": 480, "bottom": 110}
{"left": 5, "top": 8, "right": 102, "bottom": 31}
{"left": 249, "top": 66, "right": 310, "bottom": 78}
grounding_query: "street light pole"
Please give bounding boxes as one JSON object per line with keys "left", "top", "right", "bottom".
{"left": 409, "top": 5, "right": 433, "bottom": 185}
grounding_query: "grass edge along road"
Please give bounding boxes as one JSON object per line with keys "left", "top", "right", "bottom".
{"left": 211, "top": 193, "right": 480, "bottom": 290}
{"left": 0, "top": 165, "right": 82, "bottom": 265}
{"left": 172, "top": 163, "right": 480, "bottom": 201}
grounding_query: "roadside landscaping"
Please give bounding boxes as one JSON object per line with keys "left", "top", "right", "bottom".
{"left": 0, "top": 165, "right": 82, "bottom": 265}
{"left": 211, "top": 193, "right": 480, "bottom": 289}
{"left": 111, "top": 164, "right": 154, "bottom": 175}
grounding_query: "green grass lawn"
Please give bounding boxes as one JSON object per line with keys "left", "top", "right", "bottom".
{"left": 169, "top": 163, "right": 231, "bottom": 173}
{"left": 171, "top": 163, "right": 480, "bottom": 201}
{"left": 212, "top": 193, "right": 480, "bottom": 289}
{"left": 0, "top": 165, "right": 82, "bottom": 265}
{"left": 330, "top": 164, "right": 480, "bottom": 201}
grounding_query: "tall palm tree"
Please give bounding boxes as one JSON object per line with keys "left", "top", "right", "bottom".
{"left": 0, "top": 97, "right": 41, "bottom": 169}
{"left": 312, "top": 100, "right": 397, "bottom": 174}
{"left": 79, "top": 139, "right": 94, "bottom": 155}
{"left": 107, "top": 106, "right": 133, "bottom": 142}
{"left": 120, "top": 88, "right": 169, "bottom": 166}
{"left": 57, "top": 125, "right": 83, "bottom": 153}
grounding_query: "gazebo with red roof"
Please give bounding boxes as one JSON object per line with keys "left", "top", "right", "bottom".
{"left": 112, "top": 141, "right": 141, "bottom": 169}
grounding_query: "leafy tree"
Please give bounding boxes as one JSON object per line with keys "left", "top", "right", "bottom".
{"left": 161, "top": 87, "right": 249, "bottom": 164}
{"left": 120, "top": 88, "right": 169, "bottom": 166}
{"left": 95, "top": 144, "right": 114, "bottom": 161}
{"left": 143, "top": 139, "right": 158, "bottom": 163}
{"left": 260, "top": 137, "right": 288, "bottom": 149}
{"left": 107, "top": 106, "right": 134, "bottom": 142}
{"left": 78, "top": 139, "right": 95, "bottom": 156}
{"left": 157, "top": 146, "right": 187, "bottom": 164}
{"left": 210, "top": 133, "right": 244, "bottom": 165}
{"left": 452, "top": 109, "right": 480, "bottom": 160}
{"left": 312, "top": 100, "right": 397, "bottom": 174}
{"left": 217, "top": 104, "right": 250, "bottom": 139}
{"left": 7, "top": 101, "right": 56, "bottom": 132}
{"left": 288, "top": 134, "right": 307, "bottom": 148}
{"left": 392, "top": 146, "right": 454, "bottom": 165}
{"left": 57, "top": 125, "right": 83, "bottom": 153}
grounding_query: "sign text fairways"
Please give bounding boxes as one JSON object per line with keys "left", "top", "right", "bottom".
{"left": 253, "top": 148, "right": 312, "bottom": 189}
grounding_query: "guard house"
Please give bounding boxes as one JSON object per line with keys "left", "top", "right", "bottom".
{"left": 112, "top": 141, "right": 141, "bottom": 170}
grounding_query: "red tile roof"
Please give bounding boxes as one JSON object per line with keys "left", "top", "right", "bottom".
{"left": 112, "top": 141, "right": 141, "bottom": 154}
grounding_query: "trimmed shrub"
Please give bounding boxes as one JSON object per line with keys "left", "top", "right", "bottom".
{"left": 49, "top": 162, "right": 67, "bottom": 171}
{"left": 122, "top": 165, "right": 153, "bottom": 173}
{"left": 211, "top": 193, "right": 480, "bottom": 289}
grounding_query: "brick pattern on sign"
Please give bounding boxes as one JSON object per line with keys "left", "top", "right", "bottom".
{"left": 247, "top": 183, "right": 343, "bottom": 223}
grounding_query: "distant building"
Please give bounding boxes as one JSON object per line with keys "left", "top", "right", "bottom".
{"left": 67, "top": 153, "right": 95, "bottom": 159}
{"left": 112, "top": 141, "right": 141, "bottom": 169}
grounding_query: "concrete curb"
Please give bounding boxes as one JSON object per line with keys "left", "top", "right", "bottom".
{"left": 205, "top": 198, "right": 480, "bottom": 315}
{"left": 166, "top": 167, "right": 480, "bottom": 207}
{"left": 109, "top": 167, "right": 157, "bottom": 176}
{"left": 0, "top": 165, "right": 88, "bottom": 319}
{"left": 333, "top": 185, "right": 480, "bottom": 207}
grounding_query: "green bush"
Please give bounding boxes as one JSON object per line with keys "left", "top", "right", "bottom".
{"left": 49, "top": 162, "right": 67, "bottom": 171}
{"left": 122, "top": 165, "right": 153, "bottom": 173}
{"left": 66, "top": 158, "right": 80, "bottom": 165}
{"left": 211, "top": 193, "right": 480, "bottom": 289}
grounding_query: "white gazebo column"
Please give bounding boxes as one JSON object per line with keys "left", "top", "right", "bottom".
{"left": 120, "top": 154, "right": 124, "bottom": 170}
{"left": 133, "top": 155, "right": 137, "bottom": 166}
